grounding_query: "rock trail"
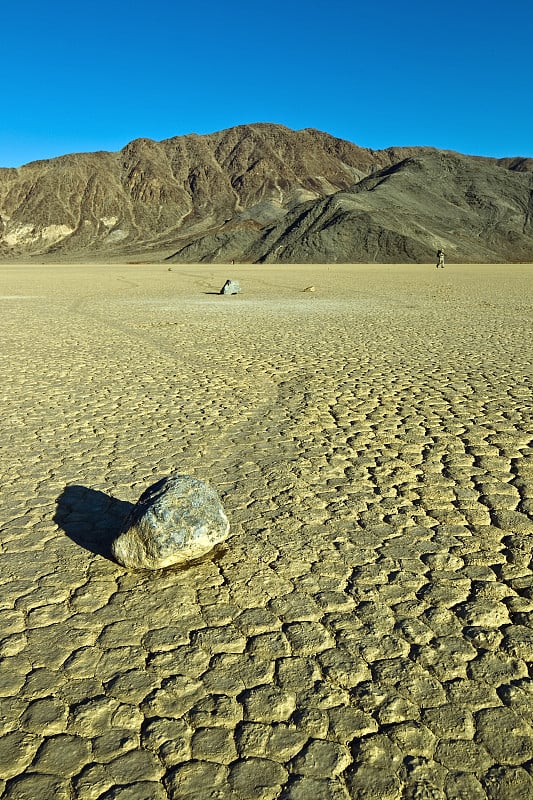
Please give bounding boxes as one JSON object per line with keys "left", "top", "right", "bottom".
{"left": 0, "top": 263, "right": 532, "bottom": 799}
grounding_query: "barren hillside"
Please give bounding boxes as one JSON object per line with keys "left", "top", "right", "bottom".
{"left": 1, "top": 124, "right": 532, "bottom": 262}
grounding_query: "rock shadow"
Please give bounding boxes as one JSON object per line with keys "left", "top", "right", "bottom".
{"left": 54, "top": 485, "right": 133, "bottom": 561}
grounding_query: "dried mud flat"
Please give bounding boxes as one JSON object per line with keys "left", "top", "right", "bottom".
{"left": 0, "top": 262, "right": 532, "bottom": 800}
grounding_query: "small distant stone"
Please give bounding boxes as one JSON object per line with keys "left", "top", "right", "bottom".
{"left": 303, "top": 286, "right": 316, "bottom": 292}
{"left": 111, "top": 475, "right": 229, "bottom": 570}
{"left": 220, "top": 279, "right": 241, "bottom": 295}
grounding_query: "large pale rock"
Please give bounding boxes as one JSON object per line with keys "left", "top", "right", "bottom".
{"left": 112, "top": 475, "right": 229, "bottom": 570}
{"left": 220, "top": 279, "right": 241, "bottom": 295}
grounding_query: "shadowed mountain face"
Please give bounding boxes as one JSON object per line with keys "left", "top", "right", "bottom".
{"left": 1, "top": 123, "right": 532, "bottom": 263}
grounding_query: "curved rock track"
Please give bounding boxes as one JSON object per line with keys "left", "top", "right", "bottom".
{"left": 0, "top": 263, "right": 532, "bottom": 799}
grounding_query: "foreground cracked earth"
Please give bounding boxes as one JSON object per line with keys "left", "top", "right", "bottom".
{"left": 0, "top": 263, "right": 532, "bottom": 799}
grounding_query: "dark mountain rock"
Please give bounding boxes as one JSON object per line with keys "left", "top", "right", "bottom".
{"left": 1, "top": 124, "right": 532, "bottom": 262}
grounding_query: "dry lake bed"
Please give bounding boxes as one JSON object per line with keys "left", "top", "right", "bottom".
{"left": 0, "top": 262, "right": 532, "bottom": 799}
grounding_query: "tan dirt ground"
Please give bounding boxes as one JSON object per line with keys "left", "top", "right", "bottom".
{"left": 0, "top": 262, "right": 532, "bottom": 800}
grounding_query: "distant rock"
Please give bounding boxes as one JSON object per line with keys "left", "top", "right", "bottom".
{"left": 111, "top": 475, "right": 229, "bottom": 570}
{"left": 220, "top": 279, "right": 241, "bottom": 295}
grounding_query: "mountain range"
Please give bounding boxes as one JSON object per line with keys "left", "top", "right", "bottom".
{"left": 1, "top": 123, "right": 532, "bottom": 263}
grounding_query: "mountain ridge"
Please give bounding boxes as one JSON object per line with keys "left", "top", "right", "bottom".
{"left": 1, "top": 123, "right": 532, "bottom": 262}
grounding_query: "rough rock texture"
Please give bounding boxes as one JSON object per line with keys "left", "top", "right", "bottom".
{"left": 111, "top": 475, "right": 229, "bottom": 570}
{"left": 1, "top": 123, "right": 532, "bottom": 263}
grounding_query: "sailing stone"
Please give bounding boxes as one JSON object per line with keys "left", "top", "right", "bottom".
{"left": 220, "top": 279, "right": 241, "bottom": 295}
{"left": 111, "top": 474, "right": 229, "bottom": 570}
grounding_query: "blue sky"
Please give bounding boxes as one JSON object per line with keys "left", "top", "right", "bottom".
{"left": 2, "top": 0, "right": 532, "bottom": 167}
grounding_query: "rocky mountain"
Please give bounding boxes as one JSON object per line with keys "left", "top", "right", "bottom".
{"left": 1, "top": 123, "right": 532, "bottom": 262}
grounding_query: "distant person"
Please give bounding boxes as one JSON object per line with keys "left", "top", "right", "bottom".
{"left": 436, "top": 249, "right": 445, "bottom": 268}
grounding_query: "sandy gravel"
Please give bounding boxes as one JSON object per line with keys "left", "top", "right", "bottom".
{"left": 0, "top": 262, "right": 532, "bottom": 799}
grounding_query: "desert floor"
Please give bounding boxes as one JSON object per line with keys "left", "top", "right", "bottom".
{"left": 0, "top": 262, "right": 532, "bottom": 800}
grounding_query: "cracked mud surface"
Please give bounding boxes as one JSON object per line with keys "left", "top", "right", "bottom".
{"left": 0, "top": 262, "right": 532, "bottom": 799}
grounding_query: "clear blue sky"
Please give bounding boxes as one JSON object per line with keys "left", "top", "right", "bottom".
{"left": 2, "top": 0, "right": 532, "bottom": 167}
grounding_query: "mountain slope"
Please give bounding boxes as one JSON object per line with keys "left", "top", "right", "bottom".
{"left": 168, "top": 151, "right": 533, "bottom": 264}
{"left": 1, "top": 124, "right": 532, "bottom": 262}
